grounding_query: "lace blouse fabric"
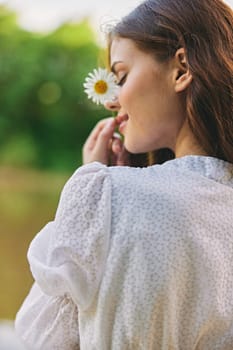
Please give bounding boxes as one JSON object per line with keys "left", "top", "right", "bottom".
{"left": 15, "top": 156, "right": 233, "bottom": 350}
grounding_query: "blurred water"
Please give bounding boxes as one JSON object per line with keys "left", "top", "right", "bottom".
{"left": 0, "top": 167, "right": 69, "bottom": 320}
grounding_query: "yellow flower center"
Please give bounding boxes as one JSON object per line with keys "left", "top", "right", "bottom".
{"left": 94, "top": 80, "right": 108, "bottom": 94}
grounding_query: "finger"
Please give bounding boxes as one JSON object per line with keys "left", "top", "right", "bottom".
{"left": 115, "top": 115, "right": 127, "bottom": 124}
{"left": 85, "top": 118, "right": 113, "bottom": 149}
{"left": 112, "top": 138, "right": 130, "bottom": 166}
{"left": 95, "top": 118, "right": 116, "bottom": 151}
{"left": 112, "top": 138, "right": 122, "bottom": 154}
{"left": 85, "top": 117, "right": 115, "bottom": 149}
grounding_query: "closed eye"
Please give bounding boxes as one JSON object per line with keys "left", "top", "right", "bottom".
{"left": 117, "top": 75, "right": 127, "bottom": 86}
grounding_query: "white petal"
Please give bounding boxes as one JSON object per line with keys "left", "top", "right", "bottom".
{"left": 85, "top": 77, "right": 94, "bottom": 83}
{"left": 88, "top": 73, "right": 96, "bottom": 79}
{"left": 83, "top": 82, "right": 93, "bottom": 88}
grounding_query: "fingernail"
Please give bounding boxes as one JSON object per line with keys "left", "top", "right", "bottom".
{"left": 113, "top": 132, "right": 122, "bottom": 140}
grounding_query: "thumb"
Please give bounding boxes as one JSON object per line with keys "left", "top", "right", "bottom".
{"left": 95, "top": 118, "right": 115, "bottom": 150}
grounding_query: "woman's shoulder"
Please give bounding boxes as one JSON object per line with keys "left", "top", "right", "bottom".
{"left": 107, "top": 160, "right": 183, "bottom": 193}
{"left": 64, "top": 161, "right": 170, "bottom": 197}
{"left": 54, "top": 162, "right": 112, "bottom": 229}
{"left": 108, "top": 155, "right": 233, "bottom": 188}
{"left": 61, "top": 162, "right": 110, "bottom": 198}
{"left": 107, "top": 156, "right": 233, "bottom": 221}
{"left": 64, "top": 155, "right": 233, "bottom": 204}
{"left": 67, "top": 161, "right": 109, "bottom": 183}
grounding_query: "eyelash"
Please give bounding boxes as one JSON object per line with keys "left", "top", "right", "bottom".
{"left": 117, "top": 75, "right": 127, "bottom": 86}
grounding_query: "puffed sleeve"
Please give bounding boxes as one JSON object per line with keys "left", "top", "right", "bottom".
{"left": 15, "top": 162, "right": 111, "bottom": 350}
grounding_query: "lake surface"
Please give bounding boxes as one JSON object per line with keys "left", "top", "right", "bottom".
{"left": 0, "top": 167, "right": 69, "bottom": 320}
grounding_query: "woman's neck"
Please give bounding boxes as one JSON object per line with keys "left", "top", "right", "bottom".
{"left": 175, "top": 119, "right": 208, "bottom": 158}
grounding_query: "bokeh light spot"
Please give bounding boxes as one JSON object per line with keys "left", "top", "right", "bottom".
{"left": 38, "top": 82, "right": 62, "bottom": 105}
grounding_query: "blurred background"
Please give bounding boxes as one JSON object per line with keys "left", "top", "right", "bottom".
{"left": 0, "top": 0, "right": 141, "bottom": 347}
{"left": 0, "top": 0, "right": 232, "bottom": 348}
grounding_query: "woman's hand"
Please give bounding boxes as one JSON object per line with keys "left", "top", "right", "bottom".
{"left": 82, "top": 117, "right": 129, "bottom": 166}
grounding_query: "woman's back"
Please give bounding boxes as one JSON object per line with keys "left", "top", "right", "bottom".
{"left": 15, "top": 156, "right": 233, "bottom": 349}
{"left": 74, "top": 156, "right": 233, "bottom": 349}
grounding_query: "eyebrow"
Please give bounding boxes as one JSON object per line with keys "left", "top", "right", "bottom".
{"left": 111, "top": 61, "right": 123, "bottom": 74}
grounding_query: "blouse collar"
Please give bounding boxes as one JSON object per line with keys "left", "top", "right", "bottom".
{"left": 162, "top": 155, "right": 233, "bottom": 186}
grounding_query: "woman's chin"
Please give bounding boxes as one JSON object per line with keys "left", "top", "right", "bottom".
{"left": 124, "top": 139, "right": 148, "bottom": 154}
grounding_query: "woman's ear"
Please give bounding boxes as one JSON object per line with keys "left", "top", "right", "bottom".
{"left": 173, "top": 48, "right": 192, "bottom": 93}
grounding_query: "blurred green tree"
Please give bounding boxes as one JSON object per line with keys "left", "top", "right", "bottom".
{"left": 0, "top": 6, "right": 106, "bottom": 172}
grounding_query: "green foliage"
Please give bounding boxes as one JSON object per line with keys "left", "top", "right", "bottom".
{"left": 0, "top": 6, "right": 107, "bottom": 172}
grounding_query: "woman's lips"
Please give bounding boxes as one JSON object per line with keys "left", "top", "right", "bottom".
{"left": 116, "top": 114, "right": 129, "bottom": 134}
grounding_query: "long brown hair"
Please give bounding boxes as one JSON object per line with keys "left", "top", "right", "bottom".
{"left": 106, "top": 0, "right": 233, "bottom": 164}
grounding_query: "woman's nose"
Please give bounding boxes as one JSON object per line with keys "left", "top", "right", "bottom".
{"left": 104, "top": 97, "right": 120, "bottom": 111}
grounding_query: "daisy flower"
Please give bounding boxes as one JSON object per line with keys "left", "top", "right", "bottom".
{"left": 83, "top": 68, "right": 119, "bottom": 105}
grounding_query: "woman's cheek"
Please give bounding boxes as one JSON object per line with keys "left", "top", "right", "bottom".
{"left": 118, "top": 89, "right": 126, "bottom": 110}
{"left": 118, "top": 83, "right": 131, "bottom": 109}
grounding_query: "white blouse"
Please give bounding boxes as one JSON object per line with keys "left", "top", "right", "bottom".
{"left": 15, "top": 156, "right": 233, "bottom": 349}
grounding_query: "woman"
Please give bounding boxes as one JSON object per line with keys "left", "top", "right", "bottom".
{"left": 15, "top": 0, "right": 233, "bottom": 349}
